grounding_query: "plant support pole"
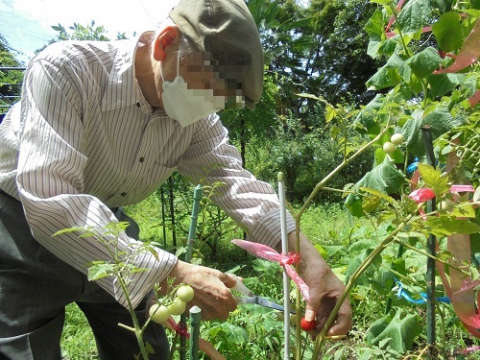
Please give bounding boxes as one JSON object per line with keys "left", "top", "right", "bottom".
{"left": 422, "top": 126, "right": 436, "bottom": 351}
{"left": 160, "top": 186, "right": 167, "bottom": 248}
{"left": 186, "top": 185, "right": 203, "bottom": 263}
{"left": 278, "top": 173, "right": 291, "bottom": 360}
{"left": 189, "top": 306, "right": 202, "bottom": 360}
{"left": 169, "top": 177, "right": 177, "bottom": 249}
{"left": 181, "top": 185, "right": 202, "bottom": 360}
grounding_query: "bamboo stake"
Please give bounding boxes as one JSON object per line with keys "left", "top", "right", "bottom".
{"left": 181, "top": 185, "right": 203, "bottom": 360}
{"left": 160, "top": 186, "right": 167, "bottom": 248}
{"left": 186, "top": 185, "right": 203, "bottom": 263}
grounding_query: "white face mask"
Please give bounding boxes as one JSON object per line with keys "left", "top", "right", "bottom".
{"left": 160, "top": 51, "right": 225, "bottom": 127}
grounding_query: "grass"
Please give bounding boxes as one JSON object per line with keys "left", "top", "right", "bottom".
{"left": 59, "top": 192, "right": 480, "bottom": 359}
{"left": 61, "top": 303, "right": 97, "bottom": 360}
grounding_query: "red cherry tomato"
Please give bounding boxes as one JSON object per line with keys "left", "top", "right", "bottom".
{"left": 300, "top": 317, "right": 316, "bottom": 331}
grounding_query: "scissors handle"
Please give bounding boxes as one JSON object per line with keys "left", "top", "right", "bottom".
{"left": 231, "top": 275, "right": 253, "bottom": 297}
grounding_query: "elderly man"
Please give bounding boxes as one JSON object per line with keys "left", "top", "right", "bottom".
{"left": 0, "top": 0, "right": 352, "bottom": 358}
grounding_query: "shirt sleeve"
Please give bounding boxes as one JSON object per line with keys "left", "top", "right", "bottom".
{"left": 16, "top": 53, "right": 176, "bottom": 309}
{"left": 178, "top": 114, "right": 296, "bottom": 249}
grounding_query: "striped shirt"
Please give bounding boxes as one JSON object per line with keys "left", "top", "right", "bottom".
{"left": 0, "top": 33, "right": 295, "bottom": 308}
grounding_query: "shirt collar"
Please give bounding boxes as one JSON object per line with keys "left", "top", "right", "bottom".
{"left": 101, "top": 31, "right": 154, "bottom": 115}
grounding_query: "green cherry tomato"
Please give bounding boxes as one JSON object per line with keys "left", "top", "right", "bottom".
{"left": 383, "top": 141, "right": 396, "bottom": 154}
{"left": 168, "top": 298, "right": 187, "bottom": 316}
{"left": 390, "top": 133, "right": 404, "bottom": 145}
{"left": 176, "top": 285, "right": 195, "bottom": 302}
{"left": 439, "top": 199, "right": 454, "bottom": 211}
{"left": 149, "top": 304, "right": 170, "bottom": 324}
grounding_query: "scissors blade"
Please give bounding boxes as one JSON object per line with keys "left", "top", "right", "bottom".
{"left": 255, "top": 297, "right": 296, "bottom": 314}
{"left": 235, "top": 296, "right": 257, "bottom": 305}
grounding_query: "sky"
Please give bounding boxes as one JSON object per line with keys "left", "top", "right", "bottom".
{"left": 0, "top": 0, "right": 179, "bottom": 64}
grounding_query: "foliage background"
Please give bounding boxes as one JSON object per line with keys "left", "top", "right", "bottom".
{"left": 1, "top": 0, "right": 480, "bottom": 359}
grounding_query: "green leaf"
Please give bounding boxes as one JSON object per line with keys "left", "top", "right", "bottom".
{"left": 295, "top": 93, "right": 324, "bottom": 102}
{"left": 367, "top": 66, "right": 402, "bottom": 90}
{"left": 366, "top": 309, "right": 421, "bottom": 354}
{"left": 451, "top": 204, "right": 476, "bottom": 218}
{"left": 417, "top": 163, "right": 450, "bottom": 194}
{"left": 362, "top": 194, "right": 382, "bottom": 213}
{"left": 408, "top": 47, "right": 441, "bottom": 79}
{"left": 219, "top": 322, "right": 248, "bottom": 344}
{"left": 314, "top": 244, "right": 328, "bottom": 259}
{"left": 52, "top": 226, "right": 86, "bottom": 237}
{"left": 378, "top": 38, "right": 399, "bottom": 56}
{"left": 364, "top": 10, "right": 385, "bottom": 59}
{"left": 425, "top": 217, "right": 480, "bottom": 237}
{"left": 375, "top": 145, "right": 404, "bottom": 165}
{"left": 145, "top": 342, "right": 155, "bottom": 355}
{"left": 396, "top": 0, "right": 432, "bottom": 35}
{"left": 345, "top": 159, "right": 405, "bottom": 217}
{"left": 434, "top": 0, "right": 452, "bottom": 13}
{"left": 432, "top": 12, "right": 465, "bottom": 52}
{"left": 367, "top": 53, "right": 406, "bottom": 90}
{"left": 401, "top": 194, "right": 420, "bottom": 215}
{"left": 87, "top": 263, "right": 115, "bottom": 281}
{"left": 402, "top": 108, "right": 464, "bottom": 157}
{"left": 435, "top": 18, "right": 480, "bottom": 74}
{"left": 427, "top": 73, "right": 464, "bottom": 98}
{"left": 358, "top": 158, "right": 405, "bottom": 195}
{"left": 359, "top": 187, "right": 396, "bottom": 206}
{"left": 345, "top": 194, "right": 364, "bottom": 217}
{"left": 345, "top": 248, "right": 382, "bottom": 284}
{"left": 322, "top": 245, "right": 345, "bottom": 258}
{"left": 354, "top": 94, "right": 384, "bottom": 135}
{"left": 325, "top": 104, "right": 337, "bottom": 123}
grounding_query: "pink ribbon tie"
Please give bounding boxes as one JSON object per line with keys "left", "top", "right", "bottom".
{"left": 231, "top": 239, "right": 310, "bottom": 301}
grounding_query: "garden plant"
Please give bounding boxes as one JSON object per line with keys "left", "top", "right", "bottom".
{"left": 7, "top": 0, "right": 480, "bottom": 358}
{"left": 228, "top": 0, "right": 480, "bottom": 358}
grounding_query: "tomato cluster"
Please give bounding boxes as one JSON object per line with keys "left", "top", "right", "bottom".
{"left": 149, "top": 285, "right": 195, "bottom": 325}
{"left": 383, "top": 133, "right": 404, "bottom": 155}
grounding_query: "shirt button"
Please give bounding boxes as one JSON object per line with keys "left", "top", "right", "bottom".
{"left": 139, "top": 157, "right": 145, "bottom": 163}
{"left": 136, "top": 102, "right": 140, "bottom": 107}
{"left": 120, "top": 192, "right": 127, "bottom": 197}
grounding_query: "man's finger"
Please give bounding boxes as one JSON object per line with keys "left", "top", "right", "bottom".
{"left": 221, "top": 272, "right": 238, "bottom": 288}
{"left": 327, "top": 304, "right": 353, "bottom": 336}
{"left": 304, "top": 308, "right": 316, "bottom": 322}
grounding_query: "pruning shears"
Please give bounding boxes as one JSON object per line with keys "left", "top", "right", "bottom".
{"left": 231, "top": 276, "right": 297, "bottom": 314}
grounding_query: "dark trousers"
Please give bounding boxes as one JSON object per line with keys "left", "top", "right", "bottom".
{"left": 0, "top": 191, "right": 169, "bottom": 359}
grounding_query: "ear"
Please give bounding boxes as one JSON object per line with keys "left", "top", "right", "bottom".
{"left": 153, "top": 25, "right": 180, "bottom": 62}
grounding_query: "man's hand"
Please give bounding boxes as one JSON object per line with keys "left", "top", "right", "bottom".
{"left": 154, "top": 261, "right": 238, "bottom": 321}
{"left": 282, "top": 232, "right": 353, "bottom": 336}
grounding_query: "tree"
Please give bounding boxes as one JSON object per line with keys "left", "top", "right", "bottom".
{"left": 222, "top": 0, "right": 377, "bottom": 193}
{"left": 0, "top": 34, "right": 24, "bottom": 115}
{"left": 35, "top": 20, "right": 132, "bottom": 55}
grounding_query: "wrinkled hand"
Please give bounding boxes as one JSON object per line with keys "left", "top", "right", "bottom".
{"left": 285, "top": 233, "right": 353, "bottom": 336}
{"left": 151, "top": 260, "right": 238, "bottom": 321}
